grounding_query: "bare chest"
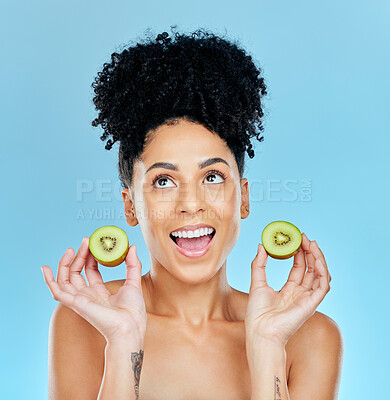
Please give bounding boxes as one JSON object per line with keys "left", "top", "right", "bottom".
{"left": 139, "top": 318, "right": 252, "bottom": 400}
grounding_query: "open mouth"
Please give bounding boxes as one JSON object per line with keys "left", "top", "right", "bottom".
{"left": 169, "top": 230, "right": 216, "bottom": 252}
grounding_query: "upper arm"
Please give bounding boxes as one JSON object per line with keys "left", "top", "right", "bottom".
{"left": 48, "top": 300, "right": 107, "bottom": 399}
{"left": 287, "top": 311, "right": 344, "bottom": 400}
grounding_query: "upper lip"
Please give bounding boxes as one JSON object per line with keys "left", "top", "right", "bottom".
{"left": 170, "top": 223, "right": 215, "bottom": 235}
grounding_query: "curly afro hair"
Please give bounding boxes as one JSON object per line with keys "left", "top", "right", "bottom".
{"left": 91, "top": 26, "right": 267, "bottom": 190}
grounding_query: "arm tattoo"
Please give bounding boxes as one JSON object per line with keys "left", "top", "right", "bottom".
{"left": 131, "top": 349, "right": 144, "bottom": 400}
{"left": 274, "top": 375, "right": 282, "bottom": 399}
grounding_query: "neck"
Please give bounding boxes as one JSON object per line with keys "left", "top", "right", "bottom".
{"left": 142, "top": 258, "right": 236, "bottom": 327}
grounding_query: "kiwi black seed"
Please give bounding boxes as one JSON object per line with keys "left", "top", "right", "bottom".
{"left": 261, "top": 221, "right": 302, "bottom": 260}
{"left": 89, "top": 225, "right": 129, "bottom": 267}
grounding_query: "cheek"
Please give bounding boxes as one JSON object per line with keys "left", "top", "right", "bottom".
{"left": 143, "top": 190, "right": 174, "bottom": 216}
{"left": 210, "top": 184, "right": 241, "bottom": 222}
{"left": 210, "top": 182, "right": 240, "bottom": 207}
{"left": 202, "top": 181, "right": 237, "bottom": 205}
{"left": 138, "top": 217, "right": 167, "bottom": 257}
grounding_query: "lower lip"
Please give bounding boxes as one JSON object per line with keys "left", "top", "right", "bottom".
{"left": 170, "top": 232, "right": 215, "bottom": 258}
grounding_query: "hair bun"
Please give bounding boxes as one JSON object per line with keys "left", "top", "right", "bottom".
{"left": 156, "top": 32, "right": 171, "bottom": 45}
{"left": 91, "top": 27, "right": 267, "bottom": 189}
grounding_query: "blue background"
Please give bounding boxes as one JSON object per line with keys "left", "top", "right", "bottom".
{"left": 2, "top": 0, "right": 389, "bottom": 398}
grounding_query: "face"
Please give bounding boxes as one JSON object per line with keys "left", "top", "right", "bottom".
{"left": 122, "top": 119, "right": 250, "bottom": 283}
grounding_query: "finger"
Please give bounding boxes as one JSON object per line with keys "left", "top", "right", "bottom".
{"left": 123, "top": 245, "right": 142, "bottom": 288}
{"left": 41, "top": 265, "right": 76, "bottom": 305}
{"left": 310, "top": 258, "right": 331, "bottom": 305}
{"left": 312, "top": 274, "right": 320, "bottom": 290}
{"left": 68, "top": 237, "right": 89, "bottom": 290}
{"left": 301, "top": 233, "right": 316, "bottom": 290}
{"left": 85, "top": 251, "right": 106, "bottom": 288}
{"left": 310, "top": 240, "right": 331, "bottom": 283}
{"left": 301, "top": 232, "right": 314, "bottom": 255}
{"left": 311, "top": 240, "right": 327, "bottom": 266}
{"left": 250, "top": 244, "right": 269, "bottom": 289}
{"left": 286, "top": 246, "right": 306, "bottom": 285}
{"left": 56, "top": 249, "right": 79, "bottom": 295}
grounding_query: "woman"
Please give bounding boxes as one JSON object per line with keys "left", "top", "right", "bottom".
{"left": 41, "top": 28, "right": 343, "bottom": 399}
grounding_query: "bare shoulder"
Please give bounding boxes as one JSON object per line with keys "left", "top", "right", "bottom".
{"left": 103, "top": 278, "right": 126, "bottom": 294}
{"left": 51, "top": 279, "right": 126, "bottom": 349}
{"left": 48, "top": 280, "right": 127, "bottom": 390}
{"left": 47, "top": 280, "right": 132, "bottom": 398}
{"left": 286, "top": 311, "right": 344, "bottom": 399}
{"left": 49, "top": 285, "right": 122, "bottom": 399}
{"left": 287, "top": 311, "right": 344, "bottom": 351}
{"left": 230, "top": 291, "right": 343, "bottom": 353}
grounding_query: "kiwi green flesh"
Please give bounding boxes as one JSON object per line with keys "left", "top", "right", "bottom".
{"left": 261, "top": 221, "right": 302, "bottom": 260}
{"left": 89, "top": 225, "right": 129, "bottom": 267}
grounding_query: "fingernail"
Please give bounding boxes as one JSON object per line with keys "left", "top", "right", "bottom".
{"left": 258, "top": 244, "right": 262, "bottom": 254}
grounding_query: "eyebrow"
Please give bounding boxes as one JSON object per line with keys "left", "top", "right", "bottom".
{"left": 145, "top": 157, "right": 231, "bottom": 174}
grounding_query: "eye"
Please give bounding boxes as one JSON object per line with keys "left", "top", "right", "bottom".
{"left": 152, "top": 175, "right": 176, "bottom": 188}
{"left": 152, "top": 169, "right": 227, "bottom": 188}
{"left": 204, "top": 169, "right": 227, "bottom": 184}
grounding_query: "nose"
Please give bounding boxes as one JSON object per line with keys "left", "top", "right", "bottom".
{"left": 177, "top": 181, "right": 205, "bottom": 214}
{"left": 179, "top": 201, "right": 205, "bottom": 215}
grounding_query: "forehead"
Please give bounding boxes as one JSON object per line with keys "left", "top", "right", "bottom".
{"left": 140, "top": 120, "right": 234, "bottom": 166}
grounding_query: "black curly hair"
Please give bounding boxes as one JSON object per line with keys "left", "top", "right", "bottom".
{"left": 91, "top": 26, "right": 267, "bottom": 191}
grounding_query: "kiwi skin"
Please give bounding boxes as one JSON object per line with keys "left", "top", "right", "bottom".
{"left": 261, "top": 221, "right": 302, "bottom": 260}
{"left": 266, "top": 249, "right": 299, "bottom": 260}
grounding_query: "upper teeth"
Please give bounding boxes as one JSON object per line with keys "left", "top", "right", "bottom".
{"left": 171, "top": 227, "right": 215, "bottom": 238}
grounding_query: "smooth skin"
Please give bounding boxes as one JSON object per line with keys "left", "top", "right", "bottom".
{"left": 42, "top": 118, "right": 343, "bottom": 399}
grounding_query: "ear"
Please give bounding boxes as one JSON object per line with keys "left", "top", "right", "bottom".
{"left": 122, "top": 188, "right": 138, "bottom": 227}
{"left": 240, "top": 178, "right": 250, "bottom": 219}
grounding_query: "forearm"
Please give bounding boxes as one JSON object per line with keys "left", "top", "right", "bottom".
{"left": 246, "top": 339, "right": 290, "bottom": 400}
{"left": 98, "top": 337, "right": 145, "bottom": 400}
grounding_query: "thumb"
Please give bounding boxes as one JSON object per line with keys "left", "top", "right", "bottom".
{"left": 124, "top": 245, "right": 142, "bottom": 288}
{"left": 250, "top": 244, "right": 269, "bottom": 289}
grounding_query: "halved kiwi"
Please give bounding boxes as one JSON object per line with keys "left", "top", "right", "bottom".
{"left": 261, "top": 221, "right": 302, "bottom": 260}
{"left": 89, "top": 225, "right": 129, "bottom": 267}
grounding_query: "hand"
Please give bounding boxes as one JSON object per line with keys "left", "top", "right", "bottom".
{"left": 245, "top": 233, "right": 331, "bottom": 347}
{"left": 41, "top": 237, "right": 147, "bottom": 342}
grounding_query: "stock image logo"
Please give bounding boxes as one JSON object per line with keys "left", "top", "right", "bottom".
{"left": 75, "top": 178, "right": 312, "bottom": 220}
